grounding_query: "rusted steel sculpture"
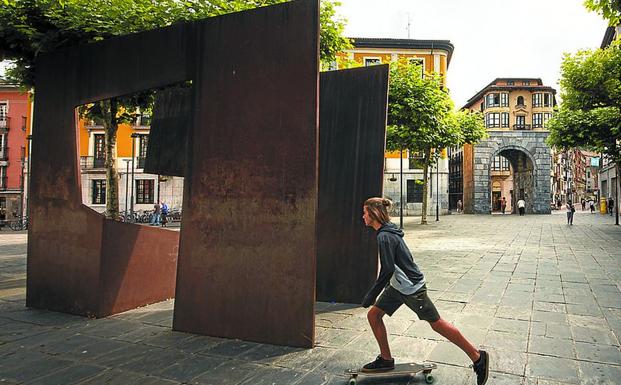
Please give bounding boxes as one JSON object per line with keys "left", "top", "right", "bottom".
{"left": 171, "top": 1, "right": 319, "bottom": 348}
{"left": 316, "top": 66, "right": 389, "bottom": 304}
{"left": 28, "top": 0, "right": 320, "bottom": 347}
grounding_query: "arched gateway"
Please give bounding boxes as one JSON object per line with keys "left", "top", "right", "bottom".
{"left": 467, "top": 131, "right": 551, "bottom": 214}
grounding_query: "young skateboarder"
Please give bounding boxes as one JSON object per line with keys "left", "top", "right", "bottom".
{"left": 361, "top": 197, "right": 489, "bottom": 385}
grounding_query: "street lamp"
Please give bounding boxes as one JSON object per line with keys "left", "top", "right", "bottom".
{"left": 122, "top": 159, "right": 131, "bottom": 215}
{"left": 25, "top": 135, "right": 32, "bottom": 220}
{"left": 435, "top": 151, "right": 440, "bottom": 222}
{"left": 130, "top": 133, "right": 139, "bottom": 215}
{"left": 399, "top": 147, "right": 404, "bottom": 229}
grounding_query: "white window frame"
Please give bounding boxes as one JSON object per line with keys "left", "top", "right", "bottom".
{"left": 408, "top": 57, "right": 425, "bottom": 78}
{"left": 363, "top": 56, "right": 382, "bottom": 66}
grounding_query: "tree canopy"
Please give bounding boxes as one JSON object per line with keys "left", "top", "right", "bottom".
{"left": 385, "top": 59, "right": 486, "bottom": 223}
{"left": 584, "top": 0, "right": 621, "bottom": 25}
{"left": 547, "top": 40, "right": 621, "bottom": 164}
{"left": 0, "top": 0, "right": 351, "bottom": 87}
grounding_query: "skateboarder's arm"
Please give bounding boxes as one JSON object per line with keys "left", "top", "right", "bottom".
{"left": 362, "top": 237, "right": 395, "bottom": 307}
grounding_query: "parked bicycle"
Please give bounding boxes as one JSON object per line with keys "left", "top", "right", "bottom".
{"left": 9, "top": 216, "right": 28, "bottom": 231}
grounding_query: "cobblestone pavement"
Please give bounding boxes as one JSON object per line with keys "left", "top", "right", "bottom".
{"left": 1, "top": 211, "right": 621, "bottom": 385}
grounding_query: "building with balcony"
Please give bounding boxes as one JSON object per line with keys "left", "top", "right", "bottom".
{"left": 459, "top": 78, "right": 555, "bottom": 214}
{"left": 338, "top": 38, "right": 454, "bottom": 216}
{"left": 0, "top": 81, "right": 31, "bottom": 219}
{"left": 78, "top": 113, "right": 184, "bottom": 214}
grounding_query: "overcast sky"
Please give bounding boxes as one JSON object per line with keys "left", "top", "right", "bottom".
{"left": 337, "top": 0, "right": 609, "bottom": 108}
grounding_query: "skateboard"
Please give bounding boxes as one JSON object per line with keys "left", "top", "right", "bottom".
{"left": 344, "top": 362, "right": 437, "bottom": 385}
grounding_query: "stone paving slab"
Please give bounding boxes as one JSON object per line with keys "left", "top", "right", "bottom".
{"left": 1, "top": 213, "right": 621, "bottom": 384}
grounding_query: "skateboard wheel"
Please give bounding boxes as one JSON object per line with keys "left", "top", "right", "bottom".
{"left": 349, "top": 379, "right": 357, "bottom": 385}
{"left": 425, "top": 374, "right": 434, "bottom": 384}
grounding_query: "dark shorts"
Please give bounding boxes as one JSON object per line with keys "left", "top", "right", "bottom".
{"left": 375, "top": 284, "right": 440, "bottom": 322}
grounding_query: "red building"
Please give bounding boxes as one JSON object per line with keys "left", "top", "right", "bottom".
{"left": 0, "top": 81, "right": 31, "bottom": 218}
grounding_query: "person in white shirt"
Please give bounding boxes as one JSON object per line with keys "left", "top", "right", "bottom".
{"left": 517, "top": 199, "right": 525, "bottom": 216}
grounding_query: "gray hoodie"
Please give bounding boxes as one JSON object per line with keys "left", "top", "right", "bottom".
{"left": 364, "top": 222, "right": 426, "bottom": 304}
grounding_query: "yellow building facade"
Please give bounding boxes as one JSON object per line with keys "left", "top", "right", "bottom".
{"left": 339, "top": 38, "right": 454, "bottom": 214}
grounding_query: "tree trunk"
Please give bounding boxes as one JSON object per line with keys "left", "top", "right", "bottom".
{"left": 103, "top": 98, "right": 120, "bottom": 220}
{"left": 421, "top": 148, "right": 432, "bottom": 225}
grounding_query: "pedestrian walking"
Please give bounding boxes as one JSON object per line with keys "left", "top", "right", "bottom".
{"left": 581, "top": 198, "right": 586, "bottom": 211}
{"left": 501, "top": 197, "right": 507, "bottom": 215}
{"left": 456, "top": 199, "right": 463, "bottom": 213}
{"left": 608, "top": 197, "right": 614, "bottom": 216}
{"left": 566, "top": 201, "right": 575, "bottom": 225}
{"left": 517, "top": 198, "right": 525, "bottom": 216}
{"left": 556, "top": 199, "right": 562, "bottom": 210}
{"left": 150, "top": 202, "right": 161, "bottom": 226}
{"left": 360, "top": 197, "right": 489, "bottom": 385}
{"left": 161, "top": 201, "right": 169, "bottom": 227}
{"left": 590, "top": 199, "right": 595, "bottom": 213}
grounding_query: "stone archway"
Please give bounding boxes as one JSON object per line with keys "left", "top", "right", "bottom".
{"left": 491, "top": 146, "right": 537, "bottom": 214}
{"left": 469, "top": 131, "right": 551, "bottom": 214}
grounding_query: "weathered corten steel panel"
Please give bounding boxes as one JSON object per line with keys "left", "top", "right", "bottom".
{"left": 316, "top": 66, "right": 389, "bottom": 304}
{"left": 144, "top": 86, "right": 193, "bottom": 177}
{"left": 27, "top": 20, "right": 189, "bottom": 317}
{"left": 173, "top": 0, "right": 319, "bottom": 348}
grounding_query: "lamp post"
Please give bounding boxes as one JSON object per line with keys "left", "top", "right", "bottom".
{"left": 26, "top": 135, "right": 32, "bottom": 220}
{"left": 130, "top": 133, "right": 139, "bottom": 216}
{"left": 122, "top": 159, "right": 131, "bottom": 215}
{"left": 435, "top": 151, "right": 440, "bottom": 222}
{"left": 399, "top": 147, "right": 404, "bottom": 229}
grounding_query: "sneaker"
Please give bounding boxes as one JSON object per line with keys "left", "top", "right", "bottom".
{"left": 361, "top": 355, "right": 395, "bottom": 372}
{"left": 472, "top": 350, "right": 489, "bottom": 385}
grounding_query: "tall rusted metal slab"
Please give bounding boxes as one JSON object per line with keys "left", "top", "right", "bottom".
{"left": 172, "top": 0, "right": 319, "bottom": 348}
{"left": 27, "top": 21, "right": 192, "bottom": 317}
{"left": 144, "top": 87, "right": 193, "bottom": 177}
{"left": 317, "top": 66, "right": 389, "bottom": 304}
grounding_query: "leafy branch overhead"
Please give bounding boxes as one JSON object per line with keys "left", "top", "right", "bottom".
{"left": 0, "top": 0, "right": 351, "bottom": 87}
{"left": 547, "top": 40, "right": 621, "bottom": 164}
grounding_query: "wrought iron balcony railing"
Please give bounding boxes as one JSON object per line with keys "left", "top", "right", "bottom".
{"left": 513, "top": 124, "right": 532, "bottom": 130}
{"left": 80, "top": 156, "right": 106, "bottom": 169}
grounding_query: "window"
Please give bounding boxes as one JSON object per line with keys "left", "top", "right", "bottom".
{"left": 507, "top": 80, "right": 515, "bottom": 86}
{"left": 500, "top": 93, "right": 508, "bottom": 107}
{"left": 93, "top": 134, "right": 105, "bottom": 168}
{"left": 543, "top": 113, "right": 552, "bottom": 127}
{"left": 364, "top": 57, "right": 381, "bottom": 66}
{"left": 409, "top": 58, "right": 425, "bottom": 78}
{"left": 523, "top": 80, "right": 530, "bottom": 86}
{"left": 92, "top": 179, "right": 106, "bottom": 204}
{"left": 516, "top": 116, "right": 526, "bottom": 127}
{"left": 407, "top": 179, "right": 424, "bottom": 203}
{"left": 486, "top": 93, "right": 500, "bottom": 108}
{"left": 532, "top": 93, "right": 542, "bottom": 107}
{"left": 136, "top": 179, "right": 155, "bottom": 204}
{"left": 501, "top": 113, "right": 509, "bottom": 128}
{"left": 517, "top": 96, "right": 525, "bottom": 106}
{"left": 408, "top": 151, "right": 425, "bottom": 169}
{"left": 491, "top": 156, "right": 510, "bottom": 171}
{"left": 532, "top": 113, "right": 543, "bottom": 128}
{"left": 137, "top": 112, "right": 151, "bottom": 126}
{"left": 485, "top": 113, "right": 501, "bottom": 128}
{"left": 138, "top": 134, "right": 148, "bottom": 168}
{"left": 0, "top": 103, "right": 7, "bottom": 129}
{"left": 543, "top": 93, "right": 552, "bottom": 107}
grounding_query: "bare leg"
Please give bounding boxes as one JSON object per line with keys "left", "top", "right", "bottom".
{"left": 367, "top": 306, "right": 392, "bottom": 359}
{"left": 430, "top": 318, "right": 480, "bottom": 362}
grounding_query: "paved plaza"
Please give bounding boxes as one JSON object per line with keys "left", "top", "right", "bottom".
{"left": 1, "top": 211, "right": 621, "bottom": 384}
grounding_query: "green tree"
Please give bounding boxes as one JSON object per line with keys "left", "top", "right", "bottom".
{"left": 386, "top": 60, "right": 486, "bottom": 224}
{"left": 584, "top": 0, "right": 621, "bottom": 25}
{"left": 0, "top": 0, "right": 350, "bottom": 219}
{"left": 547, "top": 40, "right": 621, "bottom": 220}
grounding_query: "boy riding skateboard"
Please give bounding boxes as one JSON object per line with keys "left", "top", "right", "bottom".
{"left": 360, "top": 197, "right": 489, "bottom": 385}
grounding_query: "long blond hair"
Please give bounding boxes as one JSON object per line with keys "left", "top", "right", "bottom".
{"left": 364, "top": 197, "right": 392, "bottom": 224}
